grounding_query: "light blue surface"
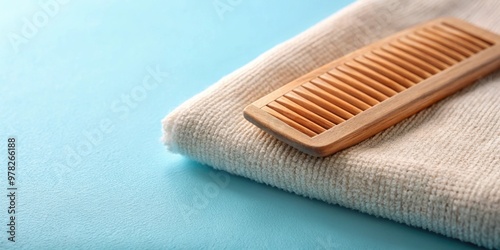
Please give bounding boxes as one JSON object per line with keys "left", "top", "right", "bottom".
{"left": 0, "top": 0, "right": 482, "bottom": 249}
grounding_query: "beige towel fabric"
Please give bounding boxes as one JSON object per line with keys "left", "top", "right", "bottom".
{"left": 162, "top": 0, "right": 500, "bottom": 248}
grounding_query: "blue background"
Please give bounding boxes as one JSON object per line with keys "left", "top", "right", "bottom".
{"left": 0, "top": 0, "right": 482, "bottom": 249}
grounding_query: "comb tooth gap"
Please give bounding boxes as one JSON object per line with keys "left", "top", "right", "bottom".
{"left": 339, "top": 62, "right": 400, "bottom": 95}
{"left": 293, "top": 87, "right": 353, "bottom": 120}
{"left": 338, "top": 63, "right": 397, "bottom": 97}
{"left": 302, "top": 82, "right": 363, "bottom": 115}
{"left": 394, "top": 39, "right": 452, "bottom": 68}
{"left": 267, "top": 101, "right": 326, "bottom": 134}
{"left": 363, "top": 52, "right": 420, "bottom": 85}
{"left": 353, "top": 56, "right": 412, "bottom": 90}
{"left": 261, "top": 106, "right": 317, "bottom": 137}
{"left": 276, "top": 97, "right": 334, "bottom": 129}
{"left": 310, "top": 78, "right": 371, "bottom": 110}
{"left": 441, "top": 22, "right": 493, "bottom": 47}
{"left": 383, "top": 44, "right": 441, "bottom": 74}
{"left": 427, "top": 26, "right": 482, "bottom": 53}
{"left": 399, "top": 36, "right": 457, "bottom": 65}
{"left": 329, "top": 69, "right": 388, "bottom": 102}
{"left": 415, "top": 30, "right": 473, "bottom": 58}
{"left": 372, "top": 49, "right": 431, "bottom": 79}
{"left": 433, "top": 25, "right": 487, "bottom": 50}
{"left": 320, "top": 73, "right": 379, "bottom": 106}
{"left": 407, "top": 33, "right": 466, "bottom": 61}
{"left": 284, "top": 91, "right": 345, "bottom": 125}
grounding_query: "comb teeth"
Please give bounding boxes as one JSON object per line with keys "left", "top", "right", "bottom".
{"left": 244, "top": 18, "right": 500, "bottom": 157}
{"left": 263, "top": 21, "right": 494, "bottom": 137}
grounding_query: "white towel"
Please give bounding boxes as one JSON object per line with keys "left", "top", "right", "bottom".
{"left": 162, "top": 0, "right": 500, "bottom": 248}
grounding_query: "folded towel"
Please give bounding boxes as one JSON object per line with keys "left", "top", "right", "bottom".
{"left": 162, "top": 0, "right": 500, "bottom": 248}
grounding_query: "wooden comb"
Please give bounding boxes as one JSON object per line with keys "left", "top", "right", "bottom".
{"left": 243, "top": 17, "right": 500, "bottom": 157}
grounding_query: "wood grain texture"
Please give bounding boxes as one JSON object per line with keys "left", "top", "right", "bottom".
{"left": 243, "top": 17, "right": 500, "bottom": 157}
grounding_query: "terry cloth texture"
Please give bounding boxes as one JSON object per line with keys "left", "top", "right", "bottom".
{"left": 162, "top": 0, "right": 500, "bottom": 248}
